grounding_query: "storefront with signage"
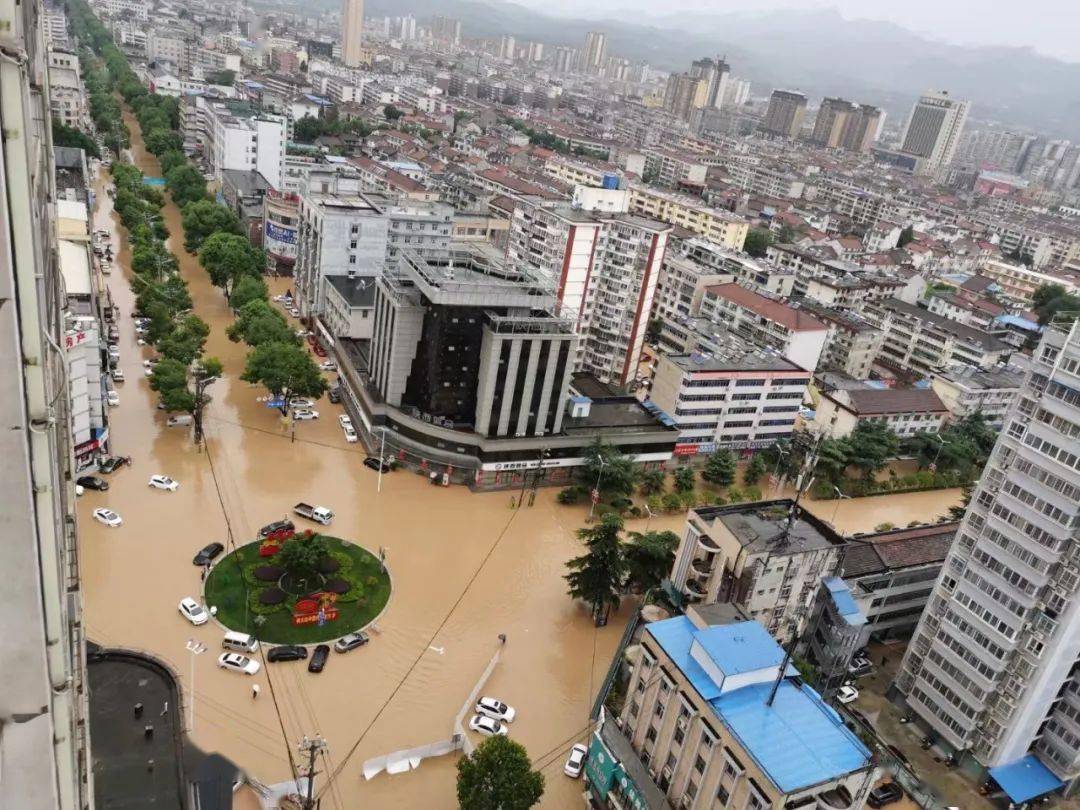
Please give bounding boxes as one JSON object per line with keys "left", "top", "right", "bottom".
{"left": 263, "top": 190, "right": 299, "bottom": 274}
{"left": 585, "top": 715, "right": 667, "bottom": 810}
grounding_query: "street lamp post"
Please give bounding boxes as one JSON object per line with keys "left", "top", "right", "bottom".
{"left": 831, "top": 486, "right": 852, "bottom": 529}
{"left": 184, "top": 639, "right": 206, "bottom": 733}
{"left": 587, "top": 457, "right": 606, "bottom": 521}
{"left": 376, "top": 426, "right": 387, "bottom": 494}
{"left": 930, "top": 433, "right": 950, "bottom": 471}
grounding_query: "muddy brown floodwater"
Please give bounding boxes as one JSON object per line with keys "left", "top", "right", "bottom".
{"left": 79, "top": 110, "right": 964, "bottom": 808}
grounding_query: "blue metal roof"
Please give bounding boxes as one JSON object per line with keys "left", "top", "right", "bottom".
{"left": 995, "top": 313, "right": 1041, "bottom": 331}
{"left": 823, "top": 576, "right": 867, "bottom": 627}
{"left": 990, "top": 755, "right": 1063, "bottom": 803}
{"left": 646, "top": 617, "right": 871, "bottom": 792}
{"left": 693, "top": 622, "right": 786, "bottom": 676}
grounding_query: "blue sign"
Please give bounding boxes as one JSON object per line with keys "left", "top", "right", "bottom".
{"left": 265, "top": 221, "right": 297, "bottom": 245}
{"left": 142, "top": 176, "right": 166, "bottom": 187}
{"left": 267, "top": 398, "right": 285, "bottom": 409}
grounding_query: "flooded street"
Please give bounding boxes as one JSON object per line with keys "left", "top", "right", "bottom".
{"left": 78, "top": 110, "right": 964, "bottom": 808}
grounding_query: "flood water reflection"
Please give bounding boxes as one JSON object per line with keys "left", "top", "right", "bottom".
{"left": 77, "top": 110, "right": 964, "bottom": 808}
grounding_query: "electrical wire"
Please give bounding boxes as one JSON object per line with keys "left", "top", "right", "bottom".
{"left": 315, "top": 506, "right": 523, "bottom": 800}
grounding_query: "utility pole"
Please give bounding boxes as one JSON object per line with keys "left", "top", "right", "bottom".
{"left": 297, "top": 735, "right": 327, "bottom": 809}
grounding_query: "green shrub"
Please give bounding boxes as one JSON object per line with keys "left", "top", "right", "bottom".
{"left": 726, "top": 487, "right": 744, "bottom": 503}
{"left": 743, "top": 486, "right": 762, "bottom": 502}
{"left": 875, "top": 522, "right": 895, "bottom": 532}
{"left": 661, "top": 492, "right": 683, "bottom": 512}
{"left": 712, "top": 494, "right": 728, "bottom": 506}
{"left": 558, "top": 486, "right": 583, "bottom": 505}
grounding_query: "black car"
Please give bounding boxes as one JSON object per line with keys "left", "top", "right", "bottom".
{"left": 258, "top": 519, "right": 295, "bottom": 538}
{"left": 327, "top": 388, "right": 341, "bottom": 404}
{"left": 77, "top": 475, "right": 110, "bottom": 491}
{"left": 867, "top": 782, "right": 904, "bottom": 808}
{"left": 363, "top": 456, "right": 392, "bottom": 473}
{"left": 98, "top": 456, "right": 132, "bottom": 474}
{"left": 267, "top": 645, "right": 308, "bottom": 663}
{"left": 192, "top": 542, "right": 225, "bottom": 566}
{"left": 308, "top": 644, "right": 330, "bottom": 673}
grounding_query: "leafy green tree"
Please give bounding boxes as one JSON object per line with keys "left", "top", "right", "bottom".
{"left": 144, "top": 128, "right": 183, "bottom": 156}
{"left": 898, "top": 225, "right": 915, "bottom": 247}
{"left": 638, "top": 468, "right": 665, "bottom": 496}
{"left": 198, "top": 231, "right": 264, "bottom": 299}
{"left": 623, "top": 530, "right": 679, "bottom": 594}
{"left": 278, "top": 534, "right": 328, "bottom": 591}
{"left": 181, "top": 199, "right": 241, "bottom": 252}
{"left": 292, "top": 115, "right": 327, "bottom": 142}
{"left": 383, "top": 104, "right": 404, "bottom": 121}
{"left": 131, "top": 242, "right": 176, "bottom": 278}
{"left": 1032, "top": 283, "right": 1080, "bottom": 325}
{"left": 580, "top": 438, "right": 637, "bottom": 497}
{"left": 456, "top": 736, "right": 544, "bottom": 810}
{"left": 777, "top": 223, "right": 798, "bottom": 244}
{"left": 701, "top": 449, "right": 736, "bottom": 486}
{"left": 673, "top": 466, "right": 695, "bottom": 493}
{"left": 565, "top": 514, "right": 628, "bottom": 625}
{"left": 157, "top": 314, "right": 210, "bottom": 365}
{"left": 814, "top": 438, "right": 851, "bottom": 483}
{"left": 159, "top": 149, "right": 188, "bottom": 175}
{"left": 166, "top": 164, "right": 208, "bottom": 207}
{"left": 743, "top": 227, "right": 773, "bottom": 258}
{"left": 227, "top": 299, "right": 298, "bottom": 346}
{"left": 206, "top": 69, "right": 236, "bottom": 86}
{"left": 743, "top": 453, "right": 767, "bottom": 486}
{"left": 51, "top": 118, "right": 101, "bottom": 158}
{"left": 230, "top": 275, "right": 269, "bottom": 310}
{"left": 845, "top": 421, "right": 899, "bottom": 480}
{"left": 948, "top": 485, "right": 973, "bottom": 520}
{"left": 240, "top": 341, "right": 328, "bottom": 413}
{"left": 149, "top": 356, "right": 222, "bottom": 443}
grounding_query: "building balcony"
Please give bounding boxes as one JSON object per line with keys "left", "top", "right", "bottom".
{"left": 690, "top": 558, "right": 713, "bottom": 578}
{"left": 697, "top": 533, "right": 722, "bottom": 554}
{"left": 817, "top": 785, "right": 855, "bottom": 809}
{"left": 684, "top": 578, "right": 707, "bottom": 601}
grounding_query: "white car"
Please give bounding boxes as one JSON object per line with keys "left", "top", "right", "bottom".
{"left": 93, "top": 507, "right": 122, "bottom": 527}
{"left": 343, "top": 425, "right": 358, "bottom": 443}
{"left": 837, "top": 685, "right": 859, "bottom": 705}
{"left": 320, "top": 361, "right": 337, "bottom": 371}
{"left": 337, "top": 414, "right": 353, "bottom": 429}
{"left": 106, "top": 390, "right": 120, "bottom": 406}
{"left": 111, "top": 368, "right": 125, "bottom": 383}
{"left": 290, "top": 398, "right": 316, "bottom": 410}
{"left": 292, "top": 409, "right": 319, "bottom": 421}
{"left": 217, "top": 653, "right": 260, "bottom": 675}
{"left": 475, "top": 696, "right": 516, "bottom": 723}
{"left": 178, "top": 597, "right": 208, "bottom": 626}
{"left": 148, "top": 474, "right": 179, "bottom": 491}
{"left": 468, "top": 715, "right": 508, "bottom": 737}
{"left": 564, "top": 744, "right": 588, "bottom": 778}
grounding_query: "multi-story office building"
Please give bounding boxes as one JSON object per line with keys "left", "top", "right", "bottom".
{"left": 811, "top": 98, "right": 882, "bottom": 153}
{"left": 341, "top": 0, "right": 364, "bottom": 67}
{"left": 649, "top": 344, "right": 809, "bottom": 454}
{"left": 761, "top": 89, "right": 807, "bottom": 139}
{"left": 591, "top": 614, "right": 876, "bottom": 810}
{"left": 641, "top": 148, "right": 708, "bottom": 188}
{"left": 46, "top": 49, "right": 85, "bottom": 129}
{"left": 798, "top": 302, "right": 884, "bottom": 379}
{"left": 866, "top": 298, "right": 1012, "bottom": 376}
{"left": 190, "top": 98, "right": 287, "bottom": 189}
{"left": 698, "top": 283, "right": 828, "bottom": 372}
{"left": 662, "top": 73, "right": 706, "bottom": 123}
{"left": 628, "top": 185, "right": 748, "bottom": 250}
{"left": 552, "top": 45, "right": 577, "bottom": 74}
{"left": 899, "top": 89, "right": 969, "bottom": 173}
{"left": 1, "top": 1, "right": 92, "bottom": 804}
{"left": 689, "top": 55, "right": 730, "bottom": 109}
{"left": 670, "top": 501, "right": 849, "bottom": 641}
{"left": 930, "top": 364, "right": 1025, "bottom": 429}
{"left": 581, "top": 31, "right": 607, "bottom": 74}
{"left": 293, "top": 166, "right": 389, "bottom": 324}
{"left": 815, "top": 387, "right": 949, "bottom": 439}
{"left": 896, "top": 318, "right": 1080, "bottom": 799}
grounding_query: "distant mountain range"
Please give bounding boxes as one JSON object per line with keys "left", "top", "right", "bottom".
{"left": 346, "top": 0, "right": 1080, "bottom": 138}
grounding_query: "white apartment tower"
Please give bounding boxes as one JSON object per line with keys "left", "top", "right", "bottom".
{"left": 0, "top": 0, "right": 92, "bottom": 806}
{"left": 581, "top": 31, "right": 607, "bottom": 74}
{"left": 898, "top": 316, "right": 1080, "bottom": 794}
{"left": 899, "top": 89, "right": 969, "bottom": 172}
{"left": 342, "top": 0, "right": 364, "bottom": 67}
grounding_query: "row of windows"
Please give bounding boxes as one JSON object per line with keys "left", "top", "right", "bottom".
{"left": 936, "top": 627, "right": 999, "bottom": 682}
{"left": 980, "top": 526, "right": 1052, "bottom": 575}
{"left": 989, "top": 500, "right": 1064, "bottom": 556}
{"left": 1046, "top": 380, "right": 1080, "bottom": 410}
{"left": 954, "top": 589, "right": 1018, "bottom": 640}
{"left": 911, "top": 686, "right": 972, "bottom": 739}
{"left": 919, "top": 671, "right": 980, "bottom": 720}
{"left": 1023, "top": 432, "right": 1080, "bottom": 473}
{"left": 962, "top": 567, "right": 1028, "bottom": 620}
{"left": 943, "top": 608, "right": 1007, "bottom": 660}
{"left": 927, "top": 647, "right": 987, "bottom": 702}
{"left": 1002, "top": 479, "right": 1078, "bottom": 529}
{"left": 1013, "top": 458, "right": 1080, "bottom": 502}
{"left": 1035, "top": 406, "right": 1080, "bottom": 442}
{"left": 971, "top": 546, "right": 1039, "bottom": 598}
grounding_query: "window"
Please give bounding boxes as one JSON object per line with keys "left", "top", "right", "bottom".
{"left": 716, "top": 785, "right": 730, "bottom": 805}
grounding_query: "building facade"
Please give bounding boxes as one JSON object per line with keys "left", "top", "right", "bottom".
{"left": 897, "top": 317, "right": 1080, "bottom": 796}
{"left": 899, "top": 89, "right": 969, "bottom": 173}
{"left": 761, "top": 90, "right": 807, "bottom": 139}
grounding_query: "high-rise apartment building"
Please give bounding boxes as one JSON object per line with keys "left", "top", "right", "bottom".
{"left": 761, "top": 89, "right": 807, "bottom": 139}
{"left": 498, "top": 34, "right": 516, "bottom": 61}
{"left": 429, "top": 15, "right": 461, "bottom": 45}
{"left": 812, "top": 98, "right": 882, "bottom": 153}
{"left": 581, "top": 30, "right": 607, "bottom": 74}
{"left": 552, "top": 45, "right": 577, "bottom": 74}
{"left": 689, "top": 56, "right": 730, "bottom": 110}
{"left": 1, "top": 0, "right": 92, "bottom": 806}
{"left": 899, "top": 89, "right": 969, "bottom": 172}
{"left": 663, "top": 73, "right": 707, "bottom": 123}
{"left": 341, "top": 0, "right": 364, "bottom": 67}
{"left": 897, "top": 317, "right": 1080, "bottom": 797}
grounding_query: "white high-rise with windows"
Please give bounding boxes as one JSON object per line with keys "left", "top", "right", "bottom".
{"left": 899, "top": 89, "right": 969, "bottom": 172}
{"left": 898, "top": 316, "right": 1080, "bottom": 795}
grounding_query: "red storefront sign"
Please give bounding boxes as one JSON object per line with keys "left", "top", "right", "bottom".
{"left": 673, "top": 444, "right": 700, "bottom": 456}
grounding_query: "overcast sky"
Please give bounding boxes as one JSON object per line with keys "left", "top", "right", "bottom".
{"left": 517, "top": 0, "right": 1080, "bottom": 63}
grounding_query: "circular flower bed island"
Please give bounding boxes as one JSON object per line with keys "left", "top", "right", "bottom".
{"left": 204, "top": 531, "right": 391, "bottom": 645}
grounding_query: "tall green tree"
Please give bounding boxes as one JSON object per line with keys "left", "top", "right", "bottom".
{"left": 845, "top": 421, "right": 899, "bottom": 480}
{"left": 166, "top": 164, "right": 209, "bottom": 207}
{"left": 157, "top": 314, "right": 210, "bottom": 365}
{"left": 565, "top": 514, "right": 628, "bottom": 625}
{"left": 227, "top": 299, "right": 298, "bottom": 346}
{"left": 181, "top": 199, "right": 242, "bottom": 252}
{"left": 278, "top": 534, "right": 328, "bottom": 591}
{"left": 240, "top": 341, "right": 328, "bottom": 413}
{"left": 229, "top": 275, "right": 270, "bottom": 310}
{"left": 814, "top": 438, "right": 851, "bottom": 484}
{"left": 456, "top": 736, "right": 544, "bottom": 810}
{"left": 198, "top": 231, "right": 264, "bottom": 300}
{"left": 743, "top": 227, "right": 772, "bottom": 258}
{"left": 51, "top": 118, "right": 101, "bottom": 158}
{"left": 1031, "top": 283, "right": 1080, "bottom": 325}
{"left": 580, "top": 438, "right": 638, "bottom": 497}
{"left": 701, "top": 449, "right": 736, "bottom": 486}
{"left": 743, "top": 453, "right": 767, "bottom": 486}
{"left": 149, "top": 356, "right": 222, "bottom": 443}
{"left": 638, "top": 468, "right": 665, "bottom": 496}
{"left": 623, "top": 530, "right": 679, "bottom": 594}
{"left": 673, "top": 466, "right": 695, "bottom": 493}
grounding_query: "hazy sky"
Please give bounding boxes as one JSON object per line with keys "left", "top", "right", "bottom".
{"left": 517, "top": 0, "right": 1080, "bottom": 63}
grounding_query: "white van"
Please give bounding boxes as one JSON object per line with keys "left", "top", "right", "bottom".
{"left": 166, "top": 414, "right": 193, "bottom": 427}
{"left": 221, "top": 631, "right": 259, "bottom": 654}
